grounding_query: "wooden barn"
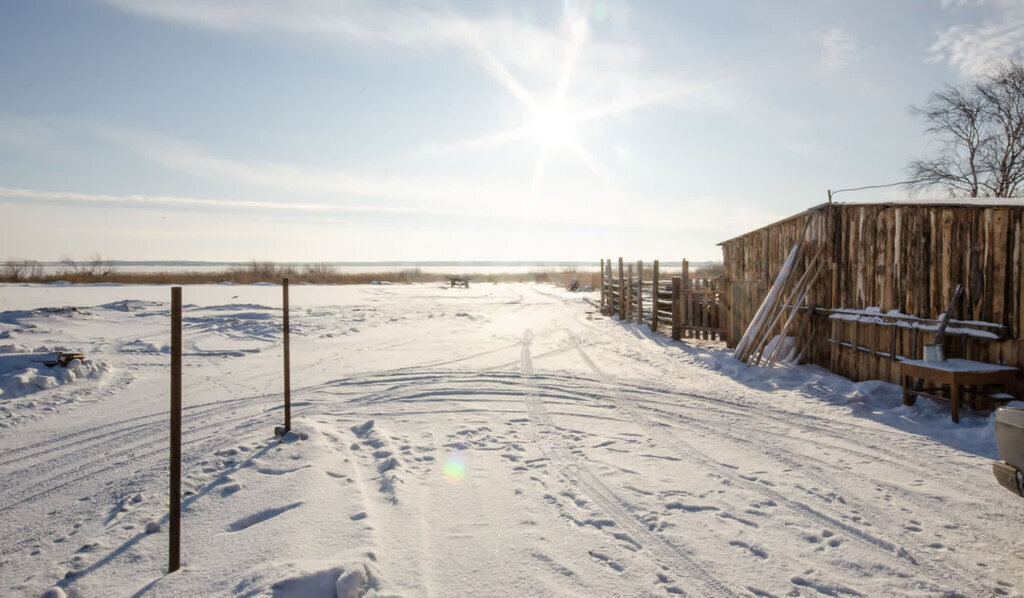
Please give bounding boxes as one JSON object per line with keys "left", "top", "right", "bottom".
{"left": 719, "top": 199, "right": 1024, "bottom": 406}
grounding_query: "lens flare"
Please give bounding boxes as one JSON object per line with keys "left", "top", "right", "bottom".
{"left": 443, "top": 451, "right": 466, "bottom": 483}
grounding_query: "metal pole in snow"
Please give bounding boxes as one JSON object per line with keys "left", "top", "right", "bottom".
{"left": 282, "top": 278, "right": 291, "bottom": 433}
{"left": 169, "top": 286, "right": 181, "bottom": 573}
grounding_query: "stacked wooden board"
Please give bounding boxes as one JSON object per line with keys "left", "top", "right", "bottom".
{"left": 733, "top": 244, "right": 825, "bottom": 367}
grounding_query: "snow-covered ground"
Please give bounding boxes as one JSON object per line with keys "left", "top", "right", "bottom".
{"left": 0, "top": 282, "right": 1022, "bottom": 597}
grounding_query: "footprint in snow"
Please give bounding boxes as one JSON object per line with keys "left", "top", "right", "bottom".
{"left": 588, "top": 550, "right": 624, "bottom": 572}
{"left": 227, "top": 502, "right": 302, "bottom": 532}
{"left": 666, "top": 502, "right": 719, "bottom": 513}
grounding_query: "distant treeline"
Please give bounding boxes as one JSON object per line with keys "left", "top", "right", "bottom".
{"left": 0, "top": 258, "right": 607, "bottom": 287}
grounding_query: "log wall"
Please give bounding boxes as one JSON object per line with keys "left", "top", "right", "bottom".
{"left": 720, "top": 202, "right": 1024, "bottom": 396}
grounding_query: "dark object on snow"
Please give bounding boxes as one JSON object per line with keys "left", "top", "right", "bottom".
{"left": 42, "top": 352, "right": 86, "bottom": 367}
{"left": 448, "top": 276, "right": 469, "bottom": 288}
{"left": 567, "top": 279, "right": 579, "bottom": 292}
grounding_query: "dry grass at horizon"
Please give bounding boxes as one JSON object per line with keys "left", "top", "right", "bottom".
{"left": 0, "top": 259, "right": 605, "bottom": 288}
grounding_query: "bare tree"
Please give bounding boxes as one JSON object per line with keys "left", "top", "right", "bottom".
{"left": 302, "top": 262, "right": 335, "bottom": 283}
{"left": 60, "top": 254, "right": 115, "bottom": 278}
{"left": 85, "top": 254, "right": 115, "bottom": 277}
{"left": 2, "top": 259, "right": 43, "bottom": 282}
{"left": 908, "top": 60, "right": 1024, "bottom": 198}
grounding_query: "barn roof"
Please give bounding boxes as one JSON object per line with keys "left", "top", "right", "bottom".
{"left": 717, "top": 198, "right": 1024, "bottom": 246}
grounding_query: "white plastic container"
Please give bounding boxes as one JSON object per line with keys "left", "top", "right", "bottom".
{"left": 923, "top": 344, "right": 945, "bottom": 363}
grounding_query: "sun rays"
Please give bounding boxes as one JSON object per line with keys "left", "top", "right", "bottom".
{"left": 440, "top": 2, "right": 671, "bottom": 194}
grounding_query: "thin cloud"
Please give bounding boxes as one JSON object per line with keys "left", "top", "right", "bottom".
{"left": 90, "top": 124, "right": 527, "bottom": 209}
{"left": 931, "top": 0, "right": 1024, "bottom": 77}
{"left": 96, "top": 0, "right": 438, "bottom": 45}
{"left": 821, "top": 28, "right": 858, "bottom": 70}
{"left": 88, "top": 124, "right": 783, "bottom": 232}
{"left": 0, "top": 186, "right": 337, "bottom": 212}
{"left": 95, "top": 0, "right": 712, "bottom": 129}
{"left": 0, "top": 180, "right": 778, "bottom": 236}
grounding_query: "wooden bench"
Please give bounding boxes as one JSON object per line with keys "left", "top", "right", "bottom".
{"left": 447, "top": 276, "right": 469, "bottom": 288}
{"left": 901, "top": 358, "right": 1017, "bottom": 423}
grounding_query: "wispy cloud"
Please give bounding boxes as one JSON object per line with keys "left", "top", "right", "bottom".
{"left": 91, "top": 124, "right": 789, "bottom": 231}
{"left": 90, "top": 123, "right": 529, "bottom": 210}
{"left": 95, "top": 1, "right": 638, "bottom": 81}
{"left": 931, "top": 0, "right": 1024, "bottom": 77}
{"left": 97, "top": 0, "right": 439, "bottom": 45}
{"left": 0, "top": 175, "right": 780, "bottom": 236}
{"left": 0, "top": 185, "right": 338, "bottom": 213}
{"left": 95, "top": 1, "right": 712, "bottom": 125}
{"left": 821, "top": 28, "right": 858, "bottom": 70}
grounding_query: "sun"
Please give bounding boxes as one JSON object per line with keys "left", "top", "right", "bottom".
{"left": 440, "top": 4, "right": 658, "bottom": 191}
{"left": 529, "top": 99, "right": 577, "bottom": 150}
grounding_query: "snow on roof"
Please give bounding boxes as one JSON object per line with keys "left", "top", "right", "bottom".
{"left": 718, "top": 198, "right": 1024, "bottom": 246}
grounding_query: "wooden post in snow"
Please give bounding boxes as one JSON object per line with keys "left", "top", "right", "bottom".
{"left": 636, "top": 260, "right": 643, "bottom": 325}
{"left": 681, "top": 260, "right": 691, "bottom": 339}
{"left": 671, "top": 276, "right": 682, "bottom": 341}
{"left": 626, "top": 262, "right": 634, "bottom": 321}
{"left": 651, "top": 260, "right": 660, "bottom": 331}
{"left": 599, "top": 259, "right": 606, "bottom": 314}
{"left": 169, "top": 286, "right": 182, "bottom": 574}
{"left": 606, "top": 259, "right": 614, "bottom": 316}
{"left": 618, "top": 258, "right": 625, "bottom": 320}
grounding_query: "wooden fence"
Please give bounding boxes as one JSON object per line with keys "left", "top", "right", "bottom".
{"left": 599, "top": 257, "right": 725, "bottom": 341}
{"left": 719, "top": 201, "right": 1024, "bottom": 396}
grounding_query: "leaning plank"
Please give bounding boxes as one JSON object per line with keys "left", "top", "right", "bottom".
{"left": 735, "top": 244, "right": 801, "bottom": 360}
{"left": 767, "top": 258, "right": 826, "bottom": 367}
{"left": 749, "top": 247, "right": 819, "bottom": 365}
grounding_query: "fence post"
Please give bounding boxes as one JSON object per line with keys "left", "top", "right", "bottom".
{"left": 618, "top": 258, "right": 625, "bottom": 320}
{"left": 636, "top": 260, "right": 643, "bottom": 325}
{"left": 169, "top": 286, "right": 182, "bottom": 574}
{"left": 282, "top": 278, "right": 291, "bottom": 433}
{"left": 721, "top": 277, "right": 731, "bottom": 345}
{"left": 682, "top": 260, "right": 690, "bottom": 339}
{"left": 651, "top": 260, "right": 660, "bottom": 331}
{"left": 606, "top": 259, "right": 614, "bottom": 316}
{"left": 671, "top": 277, "right": 682, "bottom": 340}
{"left": 626, "top": 262, "right": 634, "bottom": 321}
{"left": 599, "top": 259, "right": 606, "bottom": 314}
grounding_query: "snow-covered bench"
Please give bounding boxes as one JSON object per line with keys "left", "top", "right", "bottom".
{"left": 900, "top": 358, "right": 1017, "bottom": 423}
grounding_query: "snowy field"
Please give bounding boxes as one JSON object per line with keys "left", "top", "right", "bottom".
{"left": 1, "top": 282, "right": 1023, "bottom": 597}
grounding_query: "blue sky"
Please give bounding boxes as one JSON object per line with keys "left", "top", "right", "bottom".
{"left": 1, "top": 0, "right": 1022, "bottom": 263}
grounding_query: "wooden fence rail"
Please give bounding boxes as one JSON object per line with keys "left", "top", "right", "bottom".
{"left": 600, "top": 257, "right": 725, "bottom": 341}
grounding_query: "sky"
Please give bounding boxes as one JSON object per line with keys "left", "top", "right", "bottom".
{"left": 1, "top": 0, "right": 1023, "bottom": 263}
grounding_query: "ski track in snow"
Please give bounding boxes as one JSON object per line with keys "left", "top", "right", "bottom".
{"left": 519, "top": 328, "right": 740, "bottom": 597}
{"left": 0, "top": 282, "right": 1022, "bottom": 597}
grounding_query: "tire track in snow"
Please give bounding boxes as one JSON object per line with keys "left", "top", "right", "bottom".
{"left": 618, "top": 375, "right": 974, "bottom": 497}
{"left": 0, "top": 399, "right": 317, "bottom": 559}
{"left": 562, "top": 328, "right": 994, "bottom": 597}
{"left": 520, "top": 329, "right": 739, "bottom": 598}
{"left": 589, "top": 342, "right": 1006, "bottom": 539}
{"left": 560, "top": 292, "right": 965, "bottom": 490}
{"left": 561, "top": 297, "right": 937, "bottom": 462}
{"left": 584, "top": 329, "right": 973, "bottom": 499}
{"left": 0, "top": 388, "right": 276, "bottom": 470}
{"left": 638, "top": 399, "right": 1024, "bottom": 573}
